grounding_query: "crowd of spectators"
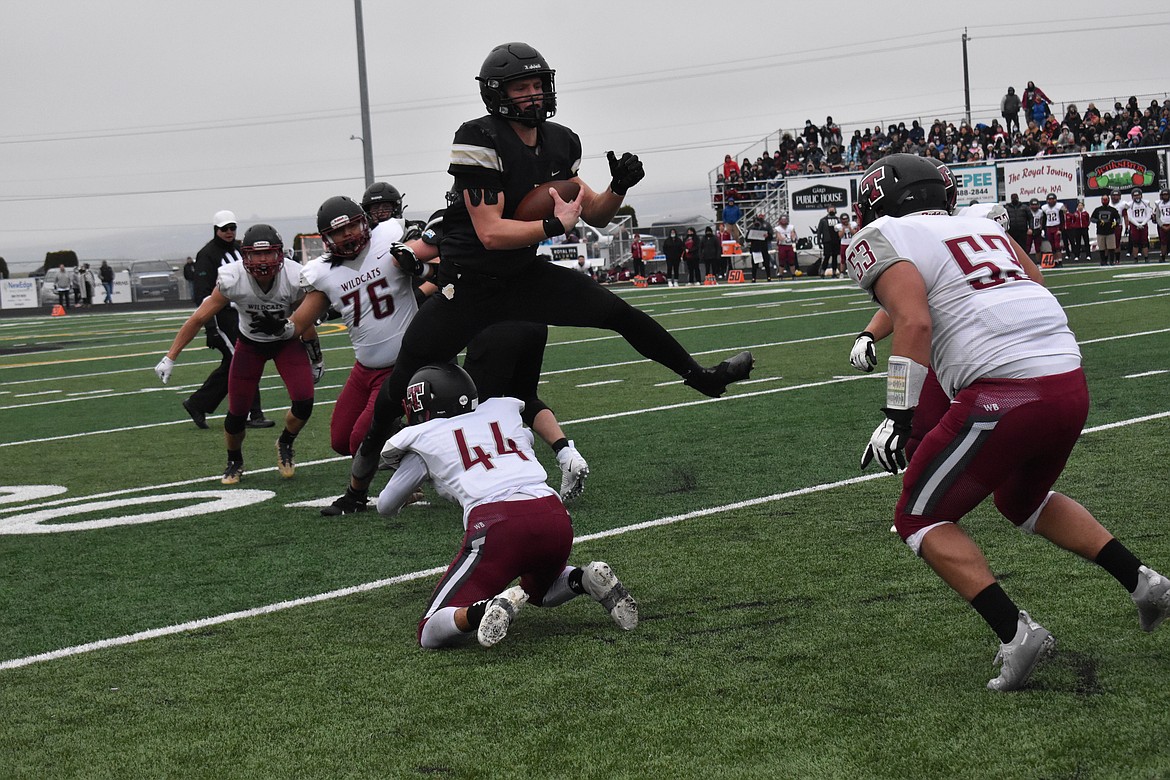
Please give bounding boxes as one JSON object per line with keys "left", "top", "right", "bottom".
{"left": 713, "top": 89, "right": 1170, "bottom": 215}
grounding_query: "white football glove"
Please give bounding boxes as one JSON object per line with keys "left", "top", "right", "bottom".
{"left": 312, "top": 362, "right": 325, "bottom": 384}
{"left": 860, "top": 408, "right": 914, "bottom": 474}
{"left": 154, "top": 356, "right": 175, "bottom": 384}
{"left": 849, "top": 331, "right": 877, "bottom": 373}
{"left": 302, "top": 338, "right": 325, "bottom": 384}
{"left": 556, "top": 440, "right": 590, "bottom": 501}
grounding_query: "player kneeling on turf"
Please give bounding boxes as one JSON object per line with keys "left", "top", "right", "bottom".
{"left": 374, "top": 363, "right": 637, "bottom": 649}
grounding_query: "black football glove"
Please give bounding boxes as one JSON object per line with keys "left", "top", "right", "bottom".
{"left": 607, "top": 151, "right": 645, "bottom": 196}
{"left": 204, "top": 325, "right": 226, "bottom": 350}
{"left": 251, "top": 311, "right": 292, "bottom": 337}
{"left": 861, "top": 407, "right": 914, "bottom": 474}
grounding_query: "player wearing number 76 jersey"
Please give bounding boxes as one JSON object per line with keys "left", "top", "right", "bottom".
{"left": 845, "top": 154, "right": 1170, "bottom": 692}
{"left": 296, "top": 195, "right": 422, "bottom": 458}
{"left": 375, "top": 364, "right": 638, "bottom": 650}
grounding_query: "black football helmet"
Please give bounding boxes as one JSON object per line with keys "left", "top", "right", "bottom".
{"left": 361, "top": 181, "right": 405, "bottom": 226}
{"left": 925, "top": 157, "right": 957, "bottom": 212}
{"left": 403, "top": 363, "right": 478, "bottom": 426}
{"left": 476, "top": 42, "right": 557, "bottom": 127}
{"left": 855, "top": 154, "right": 949, "bottom": 227}
{"left": 240, "top": 224, "right": 284, "bottom": 278}
{"left": 317, "top": 195, "right": 370, "bottom": 261}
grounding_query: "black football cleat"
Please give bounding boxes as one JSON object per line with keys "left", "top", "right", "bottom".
{"left": 320, "top": 490, "right": 369, "bottom": 517}
{"left": 246, "top": 415, "right": 276, "bottom": 429}
{"left": 683, "top": 351, "right": 754, "bottom": 398}
{"left": 182, "top": 399, "right": 209, "bottom": 430}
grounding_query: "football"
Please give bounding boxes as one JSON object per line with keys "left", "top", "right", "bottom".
{"left": 512, "top": 180, "right": 581, "bottom": 221}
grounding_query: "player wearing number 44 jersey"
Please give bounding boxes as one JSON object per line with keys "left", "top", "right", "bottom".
{"left": 847, "top": 154, "right": 1170, "bottom": 692}
{"left": 375, "top": 364, "right": 637, "bottom": 649}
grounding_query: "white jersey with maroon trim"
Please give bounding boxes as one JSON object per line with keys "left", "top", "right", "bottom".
{"left": 216, "top": 260, "right": 305, "bottom": 343}
{"left": 1126, "top": 198, "right": 1154, "bottom": 227}
{"left": 956, "top": 202, "right": 1009, "bottom": 229}
{"left": 298, "top": 219, "right": 416, "bottom": 368}
{"left": 1040, "top": 202, "right": 1066, "bottom": 227}
{"left": 846, "top": 212, "right": 1081, "bottom": 398}
{"left": 1155, "top": 198, "right": 1170, "bottom": 226}
{"left": 775, "top": 224, "right": 798, "bottom": 245}
{"left": 1110, "top": 196, "right": 1129, "bottom": 226}
{"left": 385, "top": 397, "right": 555, "bottom": 528}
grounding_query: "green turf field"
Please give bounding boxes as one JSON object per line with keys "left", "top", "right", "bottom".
{"left": 2, "top": 267, "right": 1169, "bottom": 779}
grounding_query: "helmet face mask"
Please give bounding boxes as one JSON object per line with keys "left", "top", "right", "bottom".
{"left": 361, "top": 182, "right": 405, "bottom": 226}
{"left": 317, "top": 195, "right": 371, "bottom": 260}
{"left": 240, "top": 224, "right": 284, "bottom": 280}
{"left": 402, "top": 364, "right": 479, "bottom": 426}
{"left": 477, "top": 42, "right": 557, "bottom": 127}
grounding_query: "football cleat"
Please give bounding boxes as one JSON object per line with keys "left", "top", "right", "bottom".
{"left": 182, "top": 399, "right": 209, "bottom": 430}
{"left": 276, "top": 439, "right": 295, "bottom": 479}
{"left": 556, "top": 441, "right": 589, "bottom": 501}
{"left": 477, "top": 585, "right": 529, "bottom": 648}
{"left": 221, "top": 461, "right": 244, "bottom": 485}
{"left": 987, "top": 610, "right": 1055, "bottom": 692}
{"left": 682, "top": 351, "right": 754, "bottom": 398}
{"left": 320, "top": 491, "right": 369, "bottom": 516}
{"left": 246, "top": 415, "right": 276, "bottom": 429}
{"left": 581, "top": 561, "right": 638, "bottom": 630}
{"left": 1132, "top": 565, "right": 1170, "bottom": 632}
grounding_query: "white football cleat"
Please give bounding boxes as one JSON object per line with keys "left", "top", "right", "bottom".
{"left": 477, "top": 585, "right": 529, "bottom": 648}
{"left": 557, "top": 441, "right": 589, "bottom": 501}
{"left": 1132, "top": 565, "right": 1170, "bottom": 633}
{"left": 581, "top": 561, "right": 638, "bottom": 630}
{"left": 987, "top": 610, "right": 1055, "bottom": 692}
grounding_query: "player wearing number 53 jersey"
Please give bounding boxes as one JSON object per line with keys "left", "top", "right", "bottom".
{"left": 375, "top": 364, "right": 637, "bottom": 650}
{"left": 297, "top": 195, "right": 420, "bottom": 456}
{"left": 846, "top": 154, "right": 1170, "bottom": 692}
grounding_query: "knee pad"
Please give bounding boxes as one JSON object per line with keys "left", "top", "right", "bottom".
{"left": 520, "top": 398, "right": 548, "bottom": 428}
{"left": 224, "top": 412, "right": 248, "bottom": 435}
{"left": 900, "top": 520, "right": 954, "bottom": 556}
{"left": 290, "top": 398, "right": 314, "bottom": 422}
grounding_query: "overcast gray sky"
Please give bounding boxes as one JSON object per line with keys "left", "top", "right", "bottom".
{"left": 2, "top": 1, "right": 1167, "bottom": 269}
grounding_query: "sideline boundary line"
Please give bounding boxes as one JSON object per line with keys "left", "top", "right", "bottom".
{"left": 2, "top": 410, "right": 1166, "bottom": 672}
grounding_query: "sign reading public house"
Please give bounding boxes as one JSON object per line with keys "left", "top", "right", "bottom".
{"left": 791, "top": 184, "right": 848, "bottom": 210}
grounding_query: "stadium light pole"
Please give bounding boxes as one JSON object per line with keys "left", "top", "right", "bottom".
{"left": 961, "top": 28, "right": 972, "bottom": 126}
{"left": 353, "top": 0, "right": 375, "bottom": 189}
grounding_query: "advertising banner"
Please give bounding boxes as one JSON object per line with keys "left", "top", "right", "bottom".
{"left": 0, "top": 278, "right": 39, "bottom": 309}
{"left": 953, "top": 165, "right": 998, "bottom": 205}
{"left": 1081, "top": 150, "right": 1161, "bottom": 196}
{"left": 1000, "top": 157, "right": 1079, "bottom": 200}
{"left": 785, "top": 174, "right": 860, "bottom": 243}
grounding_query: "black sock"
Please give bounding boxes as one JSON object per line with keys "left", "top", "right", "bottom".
{"left": 1095, "top": 538, "right": 1142, "bottom": 593}
{"left": 567, "top": 567, "right": 586, "bottom": 595}
{"left": 971, "top": 583, "right": 1020, "bottom": 643}
{"left": 345, "top": 485, "right": 367, "bottom": 502}
{"left": 279, "top": 429, "right": 297, "bottom": 445}
{"left": 465, "top": 600, "right": 487, "bottom": 630}
{"left": 227, "top": 449, "right": 243, "bottom": 463}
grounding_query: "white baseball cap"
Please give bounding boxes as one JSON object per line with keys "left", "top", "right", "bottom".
{"left": 213, "top": 210, "right": 237, "bottom": 228}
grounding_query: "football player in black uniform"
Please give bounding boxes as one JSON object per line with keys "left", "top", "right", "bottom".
{"left": 320, "top": 42, "right": 754, "bottom": 515}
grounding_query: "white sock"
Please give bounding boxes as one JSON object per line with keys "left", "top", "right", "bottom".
{"left": 419, "top": 607, "right": 466, "bottom": 649}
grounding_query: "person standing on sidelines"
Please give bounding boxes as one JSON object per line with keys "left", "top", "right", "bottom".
{"left": 846, "top": 154, "right": 1170, "bottom": 692}
{"left": 155, "top": 225, "right": 322, "bottom": 484}
{"left": 99, "top": 261, "right": 115, "bottom": 304}
{"left": 774, "top": 215, "right": 798, "bottom": 278}
{"left": 374, "top": 363, "right": 637, "bottom": 649}
{"left": 182, "top": 210, "right": 272, "bottom": 431}
{"left": 1090, "top": 195, "right": 1121, "bottom": 265}
{"left": 1155, "top": 189, "right": 1170, "bottom": 262}
{"left": 1126, "top": 188, "right": 1154, "bottom": 262}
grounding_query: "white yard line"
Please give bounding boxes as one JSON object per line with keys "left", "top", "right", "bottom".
{"left": 3, "top": 406, "right": 1165, "bottom": 673}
